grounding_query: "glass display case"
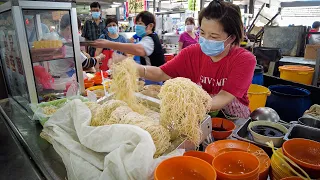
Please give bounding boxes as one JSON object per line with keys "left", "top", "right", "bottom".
{"left": 0, "top": 0, "right": 84, "bottom": 110}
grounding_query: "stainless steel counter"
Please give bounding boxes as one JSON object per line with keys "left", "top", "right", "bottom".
{"left": 0, "top": 98, "right": 66, "bottom": 180}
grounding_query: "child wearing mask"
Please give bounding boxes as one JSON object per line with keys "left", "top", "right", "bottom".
{"left": 95, "top": 17, "right": 127, "bottom": 71}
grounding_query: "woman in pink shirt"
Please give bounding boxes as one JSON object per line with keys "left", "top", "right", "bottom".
{"left": 93, "top": 0, "right": 256, "bottom": 119}
{"left": 178, "top": 17, "right": 199, "bottom": 51}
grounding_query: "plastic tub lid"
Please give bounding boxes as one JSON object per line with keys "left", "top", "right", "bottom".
{"left": 279, "top": 65, "right": 314, "bottom": 72}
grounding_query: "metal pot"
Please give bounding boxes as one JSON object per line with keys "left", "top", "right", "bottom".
{"left": 250, "top": 107, "right": 281, "bottom": 123}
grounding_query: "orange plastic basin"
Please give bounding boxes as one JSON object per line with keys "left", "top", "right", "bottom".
{"left": 213, "top": 151, "right": 260, "bottom": 180}
{"left": 205, "top": 140, "right": 270, "bottom": 180}
{"left": 183, "top": 151, "right": 214, "bottom": 165}
{"left": 211, "top": 118, "right": 236, "bottom": 140}
{"left": 282, "top": 138, "right": 320, "bottom": 178}
{"left": 154, "top": 156, "right": 217, "bottom": 180}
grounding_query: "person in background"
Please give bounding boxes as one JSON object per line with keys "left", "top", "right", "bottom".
{"left": 82, "top": 2, "right": 106, "bottom": 56}
{"left": 50, "top": 14, "right": 104, "bottom": 77}
{"left": 178, "top": 17, "right": 198, "bottom": 51}
{"left": 95, "top": 17, "right": 127, "bottom": 71}
{"left": 24, "top": 14, "right": 49, "bottom": 46}
{"left": 129, "top": 34, "right": 142, "bottom": 64}
{"left": 97, "top": 1, "right": 256, "bottom": 119}
{"left": 309, "top": 21, "right": 320, "bottom": 44}
{"left": 91, "top": 11, "right": 165, "bottom": 85}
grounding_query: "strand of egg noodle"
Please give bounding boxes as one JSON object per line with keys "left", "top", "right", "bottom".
{"left": 158, "top": 77, "right": 212, "bottom": 145}
{"left": 110, "top": 58, "right": 147, "bottom": 114}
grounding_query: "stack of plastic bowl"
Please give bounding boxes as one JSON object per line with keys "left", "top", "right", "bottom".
{"left": 183, "top": 151, "right": 214, "bottom": 165}
{"left": 154, "top": 156, "right": 217, "bottom": 180}
{"left": 282, "top": 138, "right": 320, "bottom": 179}
{"left": 205, "top": 140, "right": 270, "bottom": 180}
{"left": 212, "top": 151, "right": 260, "bottom": 180}
{"left": 270, "top": 149, "right": 295, "bottom": 180}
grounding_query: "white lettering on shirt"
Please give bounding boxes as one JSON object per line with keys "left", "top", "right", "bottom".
{"left": 200, "top": 75, "right": 227, "bottom": 87}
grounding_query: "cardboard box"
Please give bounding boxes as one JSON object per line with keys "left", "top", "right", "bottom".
{"left": 304, "top": 44, "right": 320, "bottom": 60}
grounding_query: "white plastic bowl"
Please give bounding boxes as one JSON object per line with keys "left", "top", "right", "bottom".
{"left": 248, "top": 121, "right": 288, "bottom": 147}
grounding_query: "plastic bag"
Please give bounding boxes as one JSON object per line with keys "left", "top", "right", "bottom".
{"left": 30, "top": 96, "right": 89, "bottom": 126}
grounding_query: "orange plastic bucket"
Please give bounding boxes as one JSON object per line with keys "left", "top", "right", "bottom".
{"left": 154, "top": 156, "right": 217, "bottom": 180}
{"left": 248, "top": 84, "right": 271, "bottom": 112}
{"left": 183, "top": 151, "right": 214, "bottom": 165}
{"left": 279, "top": 65, "right": 314, "bottom": 85}
{"left": 212, "top": 151, "right": 260, "bottom": 180}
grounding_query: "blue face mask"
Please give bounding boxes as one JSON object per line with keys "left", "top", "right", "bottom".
{"left": 199, "top": 36, "right": 230, "bottom": 57}
{"left": 107, "top": 26, "right": 118, "bottom": 34}
{"left": 135, "top": 25, "right": 147, "bottom": 37}
{"left": 91, "top": 12, "right": 101, "bottom": 19}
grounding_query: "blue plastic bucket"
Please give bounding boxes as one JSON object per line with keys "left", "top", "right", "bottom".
{"left": 266, "top": 85, "right": 311, "bottom": 122}
{"left": 252, "top": 65, "right": 264, "bottom": 85}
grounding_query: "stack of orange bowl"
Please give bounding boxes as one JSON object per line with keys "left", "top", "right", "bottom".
{"left": 154, "top": 156, "right": 217, "bottom": 180}
{"left": 282, "top": 138, "right": 320, "bottom": 179}
{"left": 205, "top": 140, "right": 270, "bottom": 180}
{"left": 270, "top": 148, "right": 295, "bottom": 180}
{"left": 212, "top": 151, "right": 260, "bottom": 180}
{"left": 183, "top": 151, "right": 214, "bottom": 165}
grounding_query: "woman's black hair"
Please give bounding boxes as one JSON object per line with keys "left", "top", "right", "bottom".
{"left": 106, "top": 17, "right": 118, "bottom": 26}
{"left": 90, "top": 2, "right": 101, "bottom": 9}
{"left": 135, "top": 11, "right": 156, "bottom": 31}
{"left": 199, "top": 0, "right": 243, "bottom": 45}
{"left": 60, "top": 14, "right": 71, "bottom": 30}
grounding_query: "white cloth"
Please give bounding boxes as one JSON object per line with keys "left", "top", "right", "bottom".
{"left": 138, "top": 36, "right": 154, "bottom": 65}
{"left": 42, "top": 99, "right": 183, "bottom": 180}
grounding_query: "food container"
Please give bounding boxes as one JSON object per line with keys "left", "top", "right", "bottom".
{"left": 183, "top": 151, "right": 214, "bottom": 165}
{"left": 248, "top": 121, "right": 287, "bottom": 147}
{"left": 212, "top": 151, "right": 260, "bottom": 180}
{"left": 270, "top": 149, "right": 295, "bottom": 180}
{"left": 211, "top": 118, "right": 235, "bottom": 140}
{"left": 279, "top": 65, "right": 314, "bottom": 85}
{"left": 248, "top": 84, "right": 270, "bottom": 112}
{"left": 154, "top": 156, "right": 217, "bottom": 180}
{"left": 205, "top": 139, "right": 270, "bottom": 180}
{"left": 284, "top": 124, "right": 320, "bottom": 142}
{"left": 282, "top": 138, "right": 320, "bottom": 179}
{"left": 298, "top": 117, "right": 320, "bottom": 129}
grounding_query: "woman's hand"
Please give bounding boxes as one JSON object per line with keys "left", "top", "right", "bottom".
{"left": 90, "top": 39, "right": 110, "bottom": 48}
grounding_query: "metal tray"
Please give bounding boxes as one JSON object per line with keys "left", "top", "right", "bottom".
{"left": 232, "top": 119, "right": 290, "bottom": 156}
{"left": 284, "top": 124, "right": 320, "bottom": 142}
{"left": 98, "top": 93, "right": 212, "bottom": 151}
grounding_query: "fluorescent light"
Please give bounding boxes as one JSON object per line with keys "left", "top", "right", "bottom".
{"left": 111, "top": 4, "right": 121, "bottom": 8}
{"left": 113, "top": 2, "right": 122, "bottom": 5}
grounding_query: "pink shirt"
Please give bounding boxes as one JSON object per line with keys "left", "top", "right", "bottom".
{"left": 179, "top": 32, "right": 199, "bottom": 49}
{"left": 160, "top": 44, "right": 256, "bottom": 118}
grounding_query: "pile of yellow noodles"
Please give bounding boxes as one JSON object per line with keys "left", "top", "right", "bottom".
{"left": 158, "top": 77, "right": 212, "bottom": 145}
{"left": 109, "top": 58, "right": 146, "bottom": 114}
{"left": 88, "top": 100, "right": 171, "bottom": 156}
